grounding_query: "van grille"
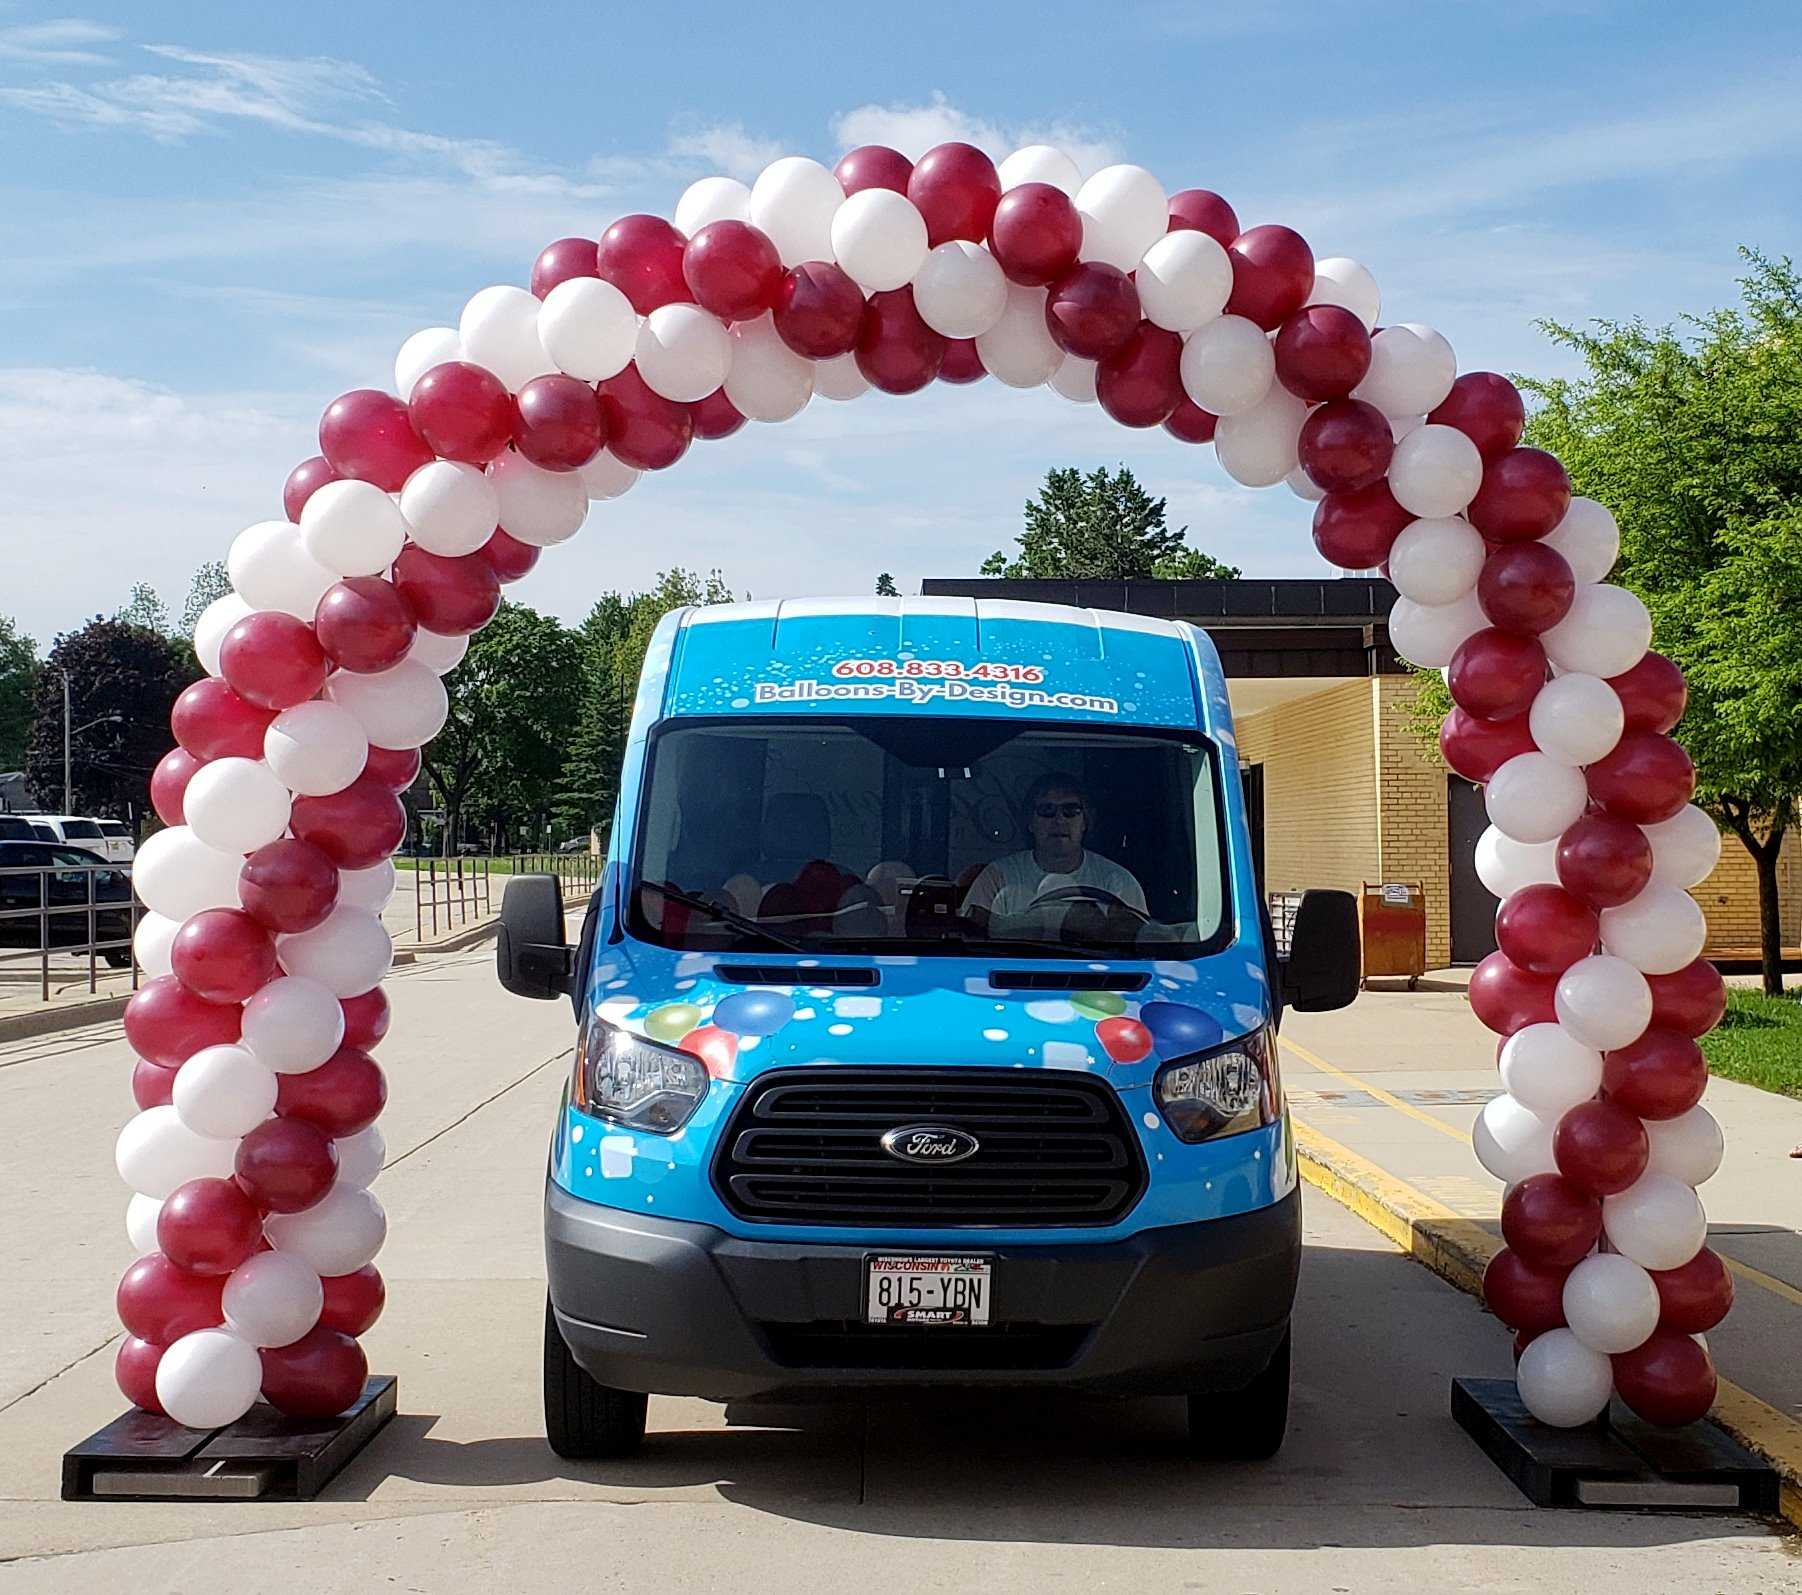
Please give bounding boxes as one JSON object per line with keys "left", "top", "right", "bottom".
{"left": 712, "top": 1068, "right": 1146, "bottom": 1227}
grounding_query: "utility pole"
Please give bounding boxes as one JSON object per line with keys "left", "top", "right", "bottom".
{"left": 60, "top": 669, "right": 71, "bottom": 816}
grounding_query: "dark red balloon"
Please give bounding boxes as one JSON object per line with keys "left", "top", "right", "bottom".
{"left": 1297, "top": 399, "right": 1392, "bottom": 494}
{"left": 1501, "top": 1172, "right": 1603, "bottom": 1268}
{"left": 1447, "top": 628, "right": 1548, "bottom": 721}
{"left": 1469, "top": 951, "right": 1558, "bottom": 1036}
{"left": 239, "top": 838, "right": 340, "bottom": 935}
{"left": 1225, "top": 225, "right": 1314, "bottom": 331}
{"left": 855, "top": 287, "right": 945, "bottom": 395}
{"left": 361, "top": 744, "right": 422, "bottom": 793}
{"left": 595, "top": 214, "right": 691, "bottom": 315}
{"left": 987, "top": 182, "right": 1082, "bottom": 287}
{"left": 1096, "top": 323, "right": 1183, "bottom": 427}
{"left": 1587, "top": 731, "right": 1695, "bottom": 824}
{"left": 1466, "top": 448, "right": 1572, "bottom": 544}
{"left": 1096, "top": 1016, "right": 1154, "bottom": 1063}
{"left": 172, "top": 678, "right": 276, "bottom": 761}
{"left": 1556, "top": 814, "right": 1654, "bottom": 910}
{"left": 171, "top": 908, "right": 278, "bottom": 1005}
{"left": 1603, "top": 1027, "right": 1707, "bottom": 1120}
{"left": 1482, "top": 1247, "right": 1570, "bottom": 1334}
{"left": 907, "top": 142, "right": 1001, "bottom": 247}
{"left": 234, "top": 1116, "right": 339, "bottom": 1214}
{"left": 772, "top": 261, "right": 867, "bottom": 359}
{"left": 408, "top": 362, "right": 515, "bottom": 465}
{"left": 475, "top": 527, "right": 540, "bottom": 584}
{"left": 319, "top": 389, "right": 432, "bottom": 493}
{"left": 283, "top": 455, "right": 340, "bottom": 523}
{"left": 259, "top": 1325, "right": 369, "bottom": 1418}
{"left": 1649, "top": 1249, "right": 1733, "bottom": 1333}
{"left": 1611, "top": 1329, "right": 1716, "bottom": 1427}
{"left": 1439, "top": 707, "right": 1537, "bottom": 784}
{"left": 157, "top": 1177, "right": 265, "bottom": 1276}
{"left": 595, "top": 365, "right": 693, "bottom": 470}
{"left": 319, "top": 1265, "right": 386, "bottom": 1336}
{"left": 340, "top": 987, "right": 391, "bottom": 1051}
{"left": 117, "top": 1253, "right": 224, "bottom": 1343}
{"left": 1495, "top": 884, "right": 1598, "bottom": 974}
{"left": 511, "top": 375, "right": 605, "bottom": 471}
{"left": 1312, "top": 480, "right": 1410, "bottom": 570}
{"left": 1477, "top": 542, "right": 1575, "bottom": 635}
{"left": 835, "top": 144, "right": 913, "bottom": 196}
{"left": 124, "top": 975, "right": 243, "bottom": 1068}
{"left": 1552, "top": 1099, "right": 1650, "bottom": 1197}
{"left": 391, "top": 545, "right": 500, "bottom": 637}
{"left": 151, "top": 746, "right": 203, "bottom": 827}
{"left": 938, "top": 338, "right": 987, "bottom": 384}
{"left": 132, "top": 1057, "right": 179, "bottom": 1110}
{"left": 1608, "top": 651, "right": 1687, "bottom": 734}
{"left": 288, "top": 775, "right": 408, "bottom": 871}
{"left": 1164, "top": 398, "right": 1218, "bottom": 444}
{"left": 276, "top": 1045, "right": 387, "bottom": 1137}
{"left": 530, "top": 235, "right": 597, "bottom": 299}
{"left": 1275, "top": 305, "right": 1371, "bottom": 401}
{"left": 116, "top": 1335, "right": 165, "bottom": 1414}
{"left": 1647, "top": 959, "right": 1727, "bottom": 1038}
{"left": 1167, "top": 189, "right": 1239, "bottom": 247}
{"left": 682, "top": 220, "right": 783, "bottom": 322}
{"left": 690, "top": 387, "right": 746, "bottom": 440}
{"left": 1044, "top": 262, "right": 1140, "bottom": 360}
{"left": 313, "top": 577, "right": 417, "bottom": 674}
{"left": 1428, "top": 372, "right": 1526, "bottom": 462}
{"left": 219, "top": 612, "right": 329, "bottom": 711}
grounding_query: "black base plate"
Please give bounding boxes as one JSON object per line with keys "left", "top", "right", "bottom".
{"left": 62, "top": 1375, "right": 396, "bottom": 1502}
{"left": 1452, "top": 1377, "right": 1778, "bottom": 1514}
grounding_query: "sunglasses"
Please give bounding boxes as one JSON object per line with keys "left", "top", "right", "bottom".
{"left": 1033, "top": 802, "right": 1085, "bottom": 819}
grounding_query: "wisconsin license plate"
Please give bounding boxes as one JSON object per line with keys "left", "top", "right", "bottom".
{"left": 864, "top": 1255, "right": 992, "bottom": 1326}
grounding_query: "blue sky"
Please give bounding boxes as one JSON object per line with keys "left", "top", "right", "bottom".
{"left": 2, "top": 1, "right": 1799, "bottom": 644}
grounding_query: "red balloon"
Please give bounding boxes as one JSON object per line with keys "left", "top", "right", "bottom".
{"left": 1439, "top": 707, "right": 1537, "bottom": 784}
{"left": 1647, "top": 959, "right": 1727, "bottom": 1038}
{"left": 1469, "top": 951, "right": 1558, "bottom": 1035}
{"left": 511, "top": 375, "right": 605, "bottom": 471}
{"left": 239, "top": 839, "right": 340, "bottom": 935}
{"left": 1611, "top": 1329, "right": 1716, "bottom": 1427}
{"left": 678, "top": 1023, "right": 738, "bottom": 1078}
{"left": 1477, "top": 542, "right": 1575, "bottom": 635}
{"left": 835, "top": 143, "right": 913, "bottom": 196}
{"left": 172, "top": 677, "right": 277, "bottom": 761}
{"left": 408, "top": 362, "right": 515, "bottom": 465}
{"left": 1466, "top": 448, "right": 1572, "bottom": 544}
{"left": 1225, "top": 225, "right": 1314, "bottom": 331}
{"left": 1096, "top": 323, "right": 1184, "bottom": 427}
{"left": 289, "top": 774, "right": 408, "bottom": 871}
{"left": 595, "top": 365, "right": 693, "bottom": 471}
{"left": 283, "top": 455, "right": 340, "bottom": 523}
{"left": 259, "top": 1326, "right": 369, "bottom": 1418}
{"left": 856, "top": 287, "right": 945, "bottom": 394}
{"left": 1482, "top": 1247, "right": 1570, "bottom": 1334}
{"left": 1495, "top": 884, "right": 1598, "bottom": 974}
{"left": 1275, "top": 306, "right": 1371, "bottom": 401}
{"left": 987, "top": 182, "right": 1082, "bottom": 287}
{"left": 132, "top": 1057, "right": 179, "bottom": 1110}
{"left": 1163, "top": 397, "right": 1218, "bottom": 444}
{"left": 1650, "top": 1249, "right": 1733, "bottom": 1333}
{"left": 1426, "top": 372, "right": 1526, "bottom": 462}
{"left": 1556, "top": 814, "right": 1654, "bottom": 910}
{"left": 361, "top": 744, "right": 422, "bottom": 793}
{"left": 1501, "top": 1172, "right": 1603, "bottom": 1268}
{"left": 772, "top": 261, "right": 866, "bottom": 360}
{"left": 1312, "top": 480, "right": 1410, "bottom": 569}
{"left": 313, "top": 577, "right": 418, "bottom": 674}
{"left": 690, "top": 387, "right": 746, "bottom": 441}
{"left": 1096, "top": 1016, "right": 1154, "bottom": 1063}
{"left": 1587, "top": 731, "right": 1695, "bottom": 824}
{"left": 1552, "top": 1099, "right": 1649, "bottom": 1197}
{"left": 1167, "top": 189, "right": 1240, "bottom": 247}
{"left": 682, "top": 220, "right": 783, "bottom": 321}
{"left": 907, "top": 142, "right": 1001, "bottom": 247}
{"left": 595, "top": 214, "right": 691, "bottom": 315}
{"left": 277, "top": 1045, "right": 387, "bottom": 1137}
{"left": 1447, "top": 628, "right": 1548, "bottom": 721}
{"left": 171, "top": 908, "right": 278, "bottom": 1005}
{"left": 1297, "top": 399, "right": 1392, "bottom": 494}
{"left": 1044, "top": 262, "right": 1140, "bottom": 360}
{"left": 116, "top": 1335, "right": 165, "bottom": 1414}
{"left": 319, "top": 1265, "right": 386, "bottom": 1336}
{"left": 150, "top": 746, "right": 203, "bottom": 827}
{"left": 475, "top": 527, "right": 540, "bottom": 584}
{"left": 234, "top": 1116, "right": 339, "bottom": 1214}
{"left": 124, "top": 975, "right": 243, "bottom": 1068}
{"left": 1603, "top": 1027, "right": 1707, "bottom": 1120}
{"left": 117, "top": 1253, "right": 225, "bottom": 1343}
{"left": 340, "top": 986, "right": 391, "bottom": 1051}
{"left": 157, "top": 1177, "right": 265, "bottom": 1277}
{"left": 938, "top": 338, "right": 987, "bottom": 384}
{"left": 219, "top": 612, "right": 329, "bottom": 711}
{"left": 318, "top": 390, "right": 432, "bottom": 493}
{"left": 530, "top": 235, "right": 597, "bottom": 299}
{"left": 391, "top": 544, "right": 501, "bottom": 637}
{"left": 1608, "top": 651, "right": 1687, "bottom": 734}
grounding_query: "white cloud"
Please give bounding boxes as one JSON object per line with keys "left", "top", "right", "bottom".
{"left": 0, "top": 18, "right": 120, "bottom": 65}
{"left": 666, "top": 121, "right": 786, "bottom": 182}
{"left": 829, "top": 92, "right": 1122, "bottom": 178}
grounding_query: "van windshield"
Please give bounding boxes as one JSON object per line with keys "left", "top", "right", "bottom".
{"left": 630, "top": 717, "right": 1232, "bottom": 959}
{"left": 59, "top": 820, "right": 102, "bottom": 839}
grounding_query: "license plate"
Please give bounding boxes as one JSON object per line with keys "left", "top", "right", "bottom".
{"left": 864, "top": 1255, "right": 992, "bottom": 1326}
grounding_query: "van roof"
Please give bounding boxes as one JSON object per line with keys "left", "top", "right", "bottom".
{"left": 677, "top": 596, "right": 1191, "bottom": 646}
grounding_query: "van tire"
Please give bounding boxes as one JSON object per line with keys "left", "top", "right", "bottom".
{"left": 1187, "top": 1325, "right": 1290, "bottom": 1460}
{"left": 543, "top": 1295, "right": 648, "bottom": 1459}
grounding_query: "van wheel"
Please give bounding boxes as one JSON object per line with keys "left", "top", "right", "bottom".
{"left": 1187, "top": 1326, "right": 1290, "bottom": 1460}
{"left": 543, "top": 1296, "right": 648, "bottom": 1459}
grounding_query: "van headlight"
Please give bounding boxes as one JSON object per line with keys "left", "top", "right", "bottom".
{"left": 580, "top": 1022, "right": 707, "bottom": 1134}
{"left": 1154, "top": 1026, "right": 1280, "bottom": 1143}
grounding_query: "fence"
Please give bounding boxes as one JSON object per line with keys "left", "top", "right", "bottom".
{"left": 411, "top": 852, "right": 604, "bottom": 941}
{"left": 0, "top": 858, "right": 141, "bottom": 1002}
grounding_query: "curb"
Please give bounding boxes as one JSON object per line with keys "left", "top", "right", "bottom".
{"left": 0, "top": 993, "right": 131, "bottom": 1043}
{"left": 393, "top": 916, "right": 500, "bottom": 956}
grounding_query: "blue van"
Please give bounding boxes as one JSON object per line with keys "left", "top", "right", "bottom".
{"left": 498, "top": 597, "right": 1358, "bottom": 1459}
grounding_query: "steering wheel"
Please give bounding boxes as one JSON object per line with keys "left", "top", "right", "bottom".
{"left": 1025, "top": 884, "right": 1154, "bottom": 924}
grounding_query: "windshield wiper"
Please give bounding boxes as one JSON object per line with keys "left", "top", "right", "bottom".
{"left": 636, "top": 880, "right": 809, "bottom": 955}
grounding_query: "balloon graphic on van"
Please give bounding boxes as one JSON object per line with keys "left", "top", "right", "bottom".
{"left": 1140, "top": 1002, "right": 1226, "bottom": 1058}
{"left": 711, "top": 989, "right": 796, "bottom": 1037}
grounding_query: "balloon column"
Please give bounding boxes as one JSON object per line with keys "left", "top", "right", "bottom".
{"left": 117, "top": 138, "right": 1724, "bottom": 1431}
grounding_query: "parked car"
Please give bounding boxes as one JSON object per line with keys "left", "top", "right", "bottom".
{"left": 95, "top": 819, "right": 136, "bottom": 863}
{"left": 0, "top": 815, "right": 38, "bottom": 842}
{"left": 0, "top": 841, "right": 135, "bottom": 965}
{"left": 34, "top": 815, "right": 134, "bottom": 865}
{"left": 557, "top": 837, "right": 591, "bottom": 854}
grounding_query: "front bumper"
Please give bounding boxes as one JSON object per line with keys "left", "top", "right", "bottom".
{"left": 546, "top": 1180, "right": 1300, "bottom": 1403}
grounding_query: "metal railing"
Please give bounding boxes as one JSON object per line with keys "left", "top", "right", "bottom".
{"left": 411, "top": 851, "right": 603, "bottom": 941}
{"left": 0, "top": 860, "right": 141, "bottom": 1002}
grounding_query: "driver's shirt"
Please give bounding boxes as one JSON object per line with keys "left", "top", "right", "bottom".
{"left": 964, "top": 849, "right": 1147, "bottom": 922}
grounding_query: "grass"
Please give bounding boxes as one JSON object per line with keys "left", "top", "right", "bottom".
{"left": 1701, "top": 987, "right": 1802, "bottom": 1099}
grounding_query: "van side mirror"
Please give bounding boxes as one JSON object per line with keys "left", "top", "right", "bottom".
{"left": 497, "top": 874, "right": 573, "bottom": 1000}
{"left": 1281, "top": 889, "right": 1360, "bottom": 1012}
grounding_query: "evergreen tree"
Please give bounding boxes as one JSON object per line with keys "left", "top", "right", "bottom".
{"left": 875, "top": 572, "right": 900, "bottom": 596}
{"left": 115, "top": 582, "right": 173, "bottom": 637}
{"left": 983, "top": 465, "right": 1241, "bottom": 580}
{"left": 180, "top": 562, "right": 232, "bottom": 637}
{"left": 0, "top": 615, "right": 38, "bottom": 771}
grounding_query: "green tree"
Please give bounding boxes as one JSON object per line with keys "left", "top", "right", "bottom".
{"left": 0, "top": 616, "right": 38, "bottom": 771}
{"left": 982, "top": 465, "right": 1242, "bottom": 580}
{"left": 115, "top": 582, "right": 172, "bottom": 637}
{"left": 875, "top": 572, "right": 900, "bottom": 597}
{"left": 180, "top": 562, "right": 231, "bottom": 637}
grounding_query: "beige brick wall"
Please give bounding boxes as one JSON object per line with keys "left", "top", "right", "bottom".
{"left": 1691, "top": 827, "right": 1801, "bottom": 953}
{"left": 1375, "top": 676, "right": 1454, "bottom": 968}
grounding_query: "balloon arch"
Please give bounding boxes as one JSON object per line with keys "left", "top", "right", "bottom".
{"left": 111, "top": 140, "right": 1730, "bottom": 1434}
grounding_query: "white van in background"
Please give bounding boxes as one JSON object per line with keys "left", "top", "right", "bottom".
{"left": 35, "top": 816, "right": 134, "bottom": 864}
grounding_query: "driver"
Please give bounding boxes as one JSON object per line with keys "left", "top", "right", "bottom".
{"left": 962, "top": 773, "right": 1146, "bottom": 927}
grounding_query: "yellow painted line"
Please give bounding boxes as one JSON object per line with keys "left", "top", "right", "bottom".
{"left": 1282, "top": 1035, "right": 1473, "bottom": 1145}
{"left": 1724, "top": 1255, "right": 1802, "bottom": 1312}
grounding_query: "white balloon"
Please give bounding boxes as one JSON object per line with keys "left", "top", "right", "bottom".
{"left": 337, "top": 858, "right": 397, "bottom": 913}
{"left": 1389, "top": 412, "right": 1425, "bottom": 444}
{"left": 1354, "top": 323, "right": 1456, "bottom": 416}
{"left": 1075, "top": 164, "right": 1166, "bottom": 271}
{"left": 156, "top": 1328, "right": 262, "bottom": 1430}
{"left": 1542, "top": 584, "right": 1653, "bottom": 679}
{"left": 1555, "top": 954, "right": 1653, "bottom": 1051}
{"left": 326, "top": 659, "right": 451, "bottom": 749}
{"left": 241, "top": 975, "right": 345, "bottom": 1075}
{"left": 634, "top": 304, "right": 733, "bottom": 405}
{"left": 830, "top": 188, "right": 928, "bottom": 291}
{"left": 182, "top": 757, "right": 293, "bottom": 855}
{"left": 1475, "top": 827, "right": 1560, "bottom": 898}
{"left": 723, "top": 313, "right": 813, "bottom": 422}
{"left": 408, "top": 628, "right": 469, "bottom": 676}
{"left": 1388, "top": 516, "right": 1485, "bottom": 605}
{"left": 749, "top": 155, "right": 843, "bottom": 267}
{"left": 459, "top": 284, "right": 553, "bottom": 391}
{"left": 1049, "top": 354, "right": 1098, "bottom": 404}
{"left": 194, "top": 594, "right": 253, "bottom": 678}
{"left": 578, "top": 449, "right": 642, "bottom": 500}
{"left": 997, "top": 144, "right": 1081, "bottom": 195}
{"left": 975, "top": 284, "right": 1060, "bottom": 388}
{"left": 126, "top": 1192, "right": 163, "bottom": 1255}
{"left": 333, "top": 1123, "right": 386, "bottom": 1189}
{"left": 537, "top": 276, "right": 637, "bottom": 384}
{"left": 394, "top": 326, "right": 461, "bottom": 399}
{"left": 1285, "top": 464, "right": 1327, "bottom": 502}
{"left": 264, "top": 701, "right": 368, "bottom": 798}
{"left": 266, "top": 1183, "right": 387, "bottom": 1276}
{"left": 1485, "top": 752, "right": 1589, "bottom": 844}
{"left": 1603, "top": 1171, "right": 1706, "bottom": 1271}
{"left": 1563, "top": 1252, "right": 1660, "bottom": 1355}
{"left": 133, "top": 826, "right": 247, "bottom": 920}
{"left": 1472, "top": 1092, "right": 1558, "bottom": 1184}
{"left": 1643, "top": 805, "right": 1721, "bottom": 890}
{"left": 133, "top": 912, "right": 180, "bottom": 978}
{"left": 1180, "top": 314, "right": 1274, "bottom": 416}
{"left": 912, "top": 241, "right": 1007, "bottom": 339}
{"left": 1306, "top": 257, "right": 1381, "bottom": 331}
{"left": 488, "top": 450, "right": 587, "bottom": 547}
{"left": 675, "top": 174, "right": 752, "bottom": 234}
{"left": 399, "top": 460, "right": 499, "bottom": 557}
{"left": 173, "top": 1043, "right": 278, "bottom": 1140}
{"left": 1543, "top": 497, "right": 1619, "bottom": 585}
{"left": 300, "top": 479, "right": 409, "bottom": 579}
{"left": 1516, "top": 1328, "right": 1615, "bottom": 1427}
{"left": 813, "top": 352, "right": 870, "bottom": 401}
{"left": 223, "top": 1250, "right": 323, "bottom": 1349}
{"left": 1528, "top": 672, "right": 1624, "bottom": 767}
{"left": 1215, "top": 385, "right": 1309, "bottom": 487}
{"left": 1644, "top": 1105, "right": 1724, "bottom": 1187}
{"left": 1599, "top": 884, "right": 1707, "bottom": 975}
{"left": 1135, "top": 230, "right": 1232, "bottom": 334}
{"left": 227, "top": 522, "right": 336, "bottom": 621}
{"left": 115, "top": 1105, "right": 238, "bottom": 1199}
{"left": 1387, "top": 589, "right": 1486, "bottom": 668}
{"left": 277, "top": 906, "right": 392, "bottom": 997}
{"left": 1500, "top": 1023, "right": 1604, "bottom": 1116}
{"left": 1388, "top": 424, "right": 1484, "bottom": 519}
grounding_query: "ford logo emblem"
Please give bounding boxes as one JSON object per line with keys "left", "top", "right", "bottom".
{"left": 880, "top": 1124, "right": 980, "bottom": 1165}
